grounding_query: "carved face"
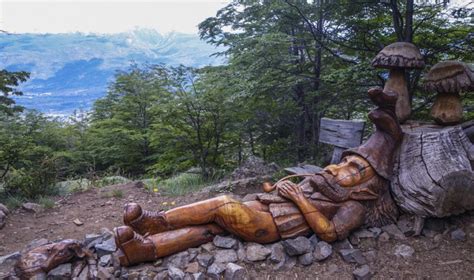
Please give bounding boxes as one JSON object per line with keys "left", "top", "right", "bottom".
{"left": 323, "top": 155, "right": 375, "bottom": 187}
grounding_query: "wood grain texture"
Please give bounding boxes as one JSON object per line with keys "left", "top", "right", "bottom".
{"left": 391, "top": 125, "right": 474, "bottom": 217}
{"left": 319, "top": 118, "right": 365, "bottom": 148}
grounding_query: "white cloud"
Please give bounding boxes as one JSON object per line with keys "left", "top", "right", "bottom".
{"left": 0, "top": 0, "right": 230, "bottom": 34}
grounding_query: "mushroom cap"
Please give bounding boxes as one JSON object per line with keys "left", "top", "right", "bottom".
{"left": 372, "top": 42, "right": 425, "bottom": 69}
{"left": 424, "top": 61, "right": 474, "bottom": 94}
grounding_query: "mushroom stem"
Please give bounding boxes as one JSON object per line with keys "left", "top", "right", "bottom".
{"left": 430, "top": 92, "right": 462, "bottom": 125}
{"left": 384, "top": 68, "right": 411, "bottom": 123}
{"left": 384, "top": 68, "right": 410, "bottom": 123}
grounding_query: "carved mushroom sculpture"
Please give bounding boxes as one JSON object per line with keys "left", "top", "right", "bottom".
{"left": 372, "top": 42, "right": 425, "bottom": 123}
{"left": 424, "top": 61, "right": 474, "bottom": 125}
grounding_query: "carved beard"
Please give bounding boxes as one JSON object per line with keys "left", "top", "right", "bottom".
{"left": 311, "top": 173, "right": 399, "bottom": 227}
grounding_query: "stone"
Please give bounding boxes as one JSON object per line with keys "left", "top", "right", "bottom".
{"left": 95, "top": 237, "right": 117, "bottom": 257}
{"left": 394, "top": 244, "right": 415, "bottom": 258}
{"left": 309, "top": 234, "right": 319, "bottom": 246}
{"left": 213, "top": 235, "right": 238, "bottom": 249}
{"left": 378, "top": 232, "right": 390, "bottom": 242}
{"left": 281, "top": 236, "right": 311, "bottom": 256}
{"left": 242, "top": 193, "right": 258, "bottom": 202}
{"left": 188, "top": 248, "right": 199, "bottom": 261}
{"left": 353, "top": 264, "right": 372, "bottom": 280}
{"left": 76, "top": 264, "right": 89, "bottom": 280}
{"left": 313, "top": 241, "right": 332, "bottom": 261}
{"left": 339, "top": 249, "right": 367, "bottom": 265}
{"left": 0, "top": 251, "right": 21, "bottom": 265}
{"left": 99, "top": 254, "right": 111, "bottom": 266}
{"left": 422, "top": 228, "right": 437, "bottom": 238}
{"left": 0, "top": 203, "right": 9, "bottom": 215}
{"left": 237, "top": 246, "right": 246, "bottom": 262}
{"left": 269, "top": 243, "right": 285, "bottom": 264}
{"left": 207, "top": 263, "right": 225, "bottom": 279}
{"left": 167, "top": 251, "right": 190, "bottom": 269}
{"left": 214, "top": 249, "right": 238, "bottom": 263}
{"left": 298, "top": 252, "right": 313, "bottom": 266}
{"left": 0, "top": 211, "right": 5, "bottom": 229}
{"left": 154, "top": 270, "right": 168, "bottom": 280}
{"left": 26, "top": 238, "right": 49, "bottom": 250}
{"left": 196, "top": 253, "right": 214, "bottom": 268}
{"left": 224, "top": 263, "right": 245, "bottom": 280}
{"left": 245, "top": 243, "right": 271, "bottom": 262}
{"left": 201, "top": 242, "right": 215, "bottom": 253}
{"left": 362, "top": 250, "right": 377, "bottom": 263}
{"left": 382, "top": 224, "right": 406, "bottom": 240}
{"left": 450, "top": 229, "right": 466, "bottom": 241}
{"left": 168, "top": 266, "right": 185, "bottom": 280}
{"left": 282, "top": 256, "right": 297, "bottom": 270}
{"left": 73, "top": 218, "right": 84, "bottom": 226}
{"left": 192, "top": 272, "right": 205, "bottom": 280}
{"left": 84, "top": 234, "right": 102, "bottom": 246}
{"left": 397, "top": 217, "right": 415, "bottom": 236}
{"left": 327, "top": 263, "right": 339, "bottom": 274}
{"left": 333, "top": 238, "right": 353, "bottom": 250}
{"left": 368, "top": 227, "right": 382, "bottom": 237}
{"left": 47, "top": 263, "right": 71, "bottom": 279}
{"left": 97, "top": 266, "right": 112, "bottom": 279}
{"left": 185, "top": 262, "right": 199, "bottom": 274}
{"left": 22, "top": 202, "right": 43, "bottom": 213}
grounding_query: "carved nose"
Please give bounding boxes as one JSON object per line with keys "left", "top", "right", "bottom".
{"left": 324, "top": 165, "right": 339, "bottom": 176}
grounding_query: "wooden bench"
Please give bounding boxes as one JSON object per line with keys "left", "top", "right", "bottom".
{"left": 285, "top": 118, "right": 366, "bottom": 175}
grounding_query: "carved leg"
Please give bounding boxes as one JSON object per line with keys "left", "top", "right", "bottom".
{"left": 125, "top": 196, "right": 280, "bottom": 243}
{"left": 114, "top": 224, "right": 223, "bottom": 266}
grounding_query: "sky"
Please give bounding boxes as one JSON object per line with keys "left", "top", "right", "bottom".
{"left": 0, "top": 0, "right": 231, "bottom": 35}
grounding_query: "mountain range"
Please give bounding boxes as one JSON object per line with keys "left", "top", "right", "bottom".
{"left": 0, "top": 29, "right": 224, "bottom": 116}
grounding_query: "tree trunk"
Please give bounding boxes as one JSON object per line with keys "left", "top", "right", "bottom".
{"left": 391, "top": 123, "right": 474, "bottom": 217}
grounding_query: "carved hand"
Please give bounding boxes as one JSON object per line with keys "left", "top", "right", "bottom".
{"left": 277, "top": 180, "right": 305, "bottom": 203}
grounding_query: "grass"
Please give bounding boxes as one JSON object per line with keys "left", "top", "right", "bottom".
{"left": 100, "top": 188, "right": 124, "bottom": 199}
{"left": 143, "top": 173, "right": 212, "bottom": 196}
{"left": 3, "top": 195, "right": 24, "bottom": 210}
{"left": 38, "top": 196, "right": 55, "bottom": 209}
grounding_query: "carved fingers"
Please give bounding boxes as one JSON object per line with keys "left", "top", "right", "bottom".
{"left": 277, "top": 180, "right": 305, "bottom": 203}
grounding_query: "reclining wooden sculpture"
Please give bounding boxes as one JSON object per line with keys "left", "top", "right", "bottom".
{"left": 114, "top": 87, "right": 403, "bottom": 266}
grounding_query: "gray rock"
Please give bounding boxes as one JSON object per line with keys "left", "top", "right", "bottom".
{"left": 22, "top": 202, "right": 43, "bottom": 213}
{"left": 99, "top": 254, "right": 111, "bottom": 266}
{"left": 378, "top": 232, "right": 390, "bottom": 242}
{"left": 245, "top": 243, "right": 271, "bottom": 262}
{"left": 167, "top": 251, "right": 190, "bottom": 269}
{"left": 224, "top": 263, "right": 245, "bottom": 280}
{"left": 185, "top": 262, "right": 200, "bottom": 274}
{"left": 0, "top": 251, "right": 21, "bottom": 265}
{"left": 368, "top": 227, "right": 382, "bottom": 237}
{"left": 339, "top": 249, "right": 367, "bottom": 265}
{"left": 213, "top": 236, "right": 238, "bottom": 249}
{"left": 281, "top": 236, "right": 311, "bottom": 256}
{"left": 97, "top": 266, "right": 112, "bottom": 279}
{"left": 397, "top": 217, "right": 415, "bottom": 236}
{"left": 237, "top": 246, "right": 246, "bottom": 262}
{"left": 47, "top": 263, "right": 71, "bottom": 280}
{"left": 353, "top": 264, "right": 372, "bottom": 280}
{"left": 309, "top": 234, "right": 319, "bottom": 246}
{"left": 168, "top": 266, "right": 185, "bottom": 280}
{"left": 362, "top": 250, "right": 377, "bottom": 263}
{"left": 214, "top": 249, "right": 238, "bottom": 263}
{"left": 282, "top": 256, "right": 297, "bottom": 270}
{"left": 313, "top": 241, "right": 332, "bottom": 261}
{"left": 95, "top": 237, "right": 117, "bottom": 257}
{"left": 0, "top": 211, "right": 5, "bottom": 229}
{"left": 394, "top": 244, "right": 415, "bottom": 258}
{"left": 0, "top": 203, "right": 9, "bottom": 215}
{"left": 450, "top": 229, "right": 466, "bottom": 241}
{"left": 298, "top": 252, "right": 313, "bottom": 266}
{"left": 382, "top": 224, "right": 406, "bottom": 240}
{"left": 333, "top": 238, "right": 353, "bottom": 250}
{"left": 188, "top": 248, "right": 199, "bottom": 261}
{"left": 153, "top": 270, "right": 168, "bottom": 280}
{"left": 201, "top": 242, "right": 215, "bottom": 253}
{"left": 269, "top": 243, "right": 285, "bottom": 264}
{"left": 76, "top": 264, "right": 89, "bottom": 280}
{"left": 196, "top": 253, "right": 214, "bottom": 268}
{"left": 207, "top": 263, "right": 225, "bottom": 279}
{"left": 26, "top": 238, "right": 50, "bottom": 250}
{"left": 192, "top": 272, "right": 205, "bottom": 280}
{"left": 422, "top": 228, "right": 437, "bottom": 238}
{"left": 84, "top": 234, "right": 102, "bottom": 246}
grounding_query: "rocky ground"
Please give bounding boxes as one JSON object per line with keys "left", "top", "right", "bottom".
{"left": 0, "top": 180, "right": 473, "bottom": 279}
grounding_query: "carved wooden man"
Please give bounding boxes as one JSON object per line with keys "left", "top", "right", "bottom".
{"left": 114, "top": 87, "right": 402, "bottom": 266}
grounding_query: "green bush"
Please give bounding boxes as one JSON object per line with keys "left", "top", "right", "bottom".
{"left": 143, "top": 173, "right": 214, "bottom": 196}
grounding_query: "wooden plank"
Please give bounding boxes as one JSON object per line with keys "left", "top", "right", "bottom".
{"left": 284, "top": 165, "right": 322, "bottom": 175}
{"left": 330, "top": 146, "right": 345, "bottom": 164}
{"left": 319, "top": 118, "right": 365, "bottom": 148}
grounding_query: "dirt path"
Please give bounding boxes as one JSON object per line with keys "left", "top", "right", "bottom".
{"left": 1, "top": 182, "right": 473, "bottom": 279}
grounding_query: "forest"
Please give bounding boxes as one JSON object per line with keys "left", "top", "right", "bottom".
{"left": 0, "top": 0, "right": 472, "bottom": 202}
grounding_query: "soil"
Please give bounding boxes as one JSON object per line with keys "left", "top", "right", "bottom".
{"left": 1, "top": 181, "right": 473, "bottom": 279}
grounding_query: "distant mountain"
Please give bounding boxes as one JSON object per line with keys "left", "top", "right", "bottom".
{"left": 0, "top": 29, "right": 224, "bottom": 116}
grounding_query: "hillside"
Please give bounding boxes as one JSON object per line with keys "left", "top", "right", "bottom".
{"left": 0, "top": 29, "right": 224, "bottom": 115}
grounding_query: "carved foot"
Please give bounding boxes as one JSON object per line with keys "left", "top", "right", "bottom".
{"left": 123, "top": 203, "right": 169, "bottom": 235}
{"left": 114, "top": 226, "right": 158, "bottom": 266}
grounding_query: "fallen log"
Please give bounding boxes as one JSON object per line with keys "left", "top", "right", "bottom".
{"left": 391, "top": 122, "right": 474, "bottom": 217}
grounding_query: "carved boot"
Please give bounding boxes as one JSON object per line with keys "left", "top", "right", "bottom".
{"left": 123, "top": 203, "right": 170, "bottom": 235}
{"left": 114, "top": 226, "right": 158, "bottom": 266}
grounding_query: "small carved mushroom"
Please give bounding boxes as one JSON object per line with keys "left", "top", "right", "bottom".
{"left": 424, "top": 61, "right": 473, "bottom": 125}
{"left": 372, "top": 42, "right": 425, "bottom": 123}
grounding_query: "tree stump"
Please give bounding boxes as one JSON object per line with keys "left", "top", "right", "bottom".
{"left": 391, "top": 122, "right": 474, "bottom": 217}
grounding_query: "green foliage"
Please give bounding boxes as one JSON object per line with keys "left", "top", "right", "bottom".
{"left": 38, "top": 196, "right": 55, "bottom": 209}
{"left": 0, "top": 70, "right": 29, "bottom": 115}
{"left": 145, "top": 173, "right": 211, "bottom": 196}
